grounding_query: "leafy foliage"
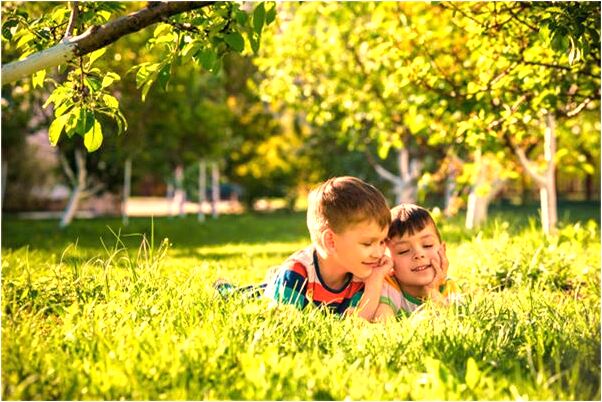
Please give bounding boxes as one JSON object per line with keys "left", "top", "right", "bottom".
{"left": 1, "top": 1, "right": 276, "bottom": 152}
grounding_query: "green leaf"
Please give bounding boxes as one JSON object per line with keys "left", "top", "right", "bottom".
{"left": 154, "top": 32, "right": 176, "bottom": 44}
{"left": 88, "top": 48, "right": 106, "bottom": 66}
{"left": 196, "top": 48, "right": 217, "bottom": 70}
{"left": 65, "top": 107, "right": 80, "bottom": 136}
{"left": 85, "top": 76, "right": 101, "bottom": 92}
{"left": 157, "top": 63, "right": 171, "bottom": 91}
{"left": 181, "top": 41, "right": 202, "bottom": 64}
{"left": 54, "top": 100, "right": 74, "bottom": 118}
{"left": 102, "top": 94, "right": 119, "bottom": 109}
{"left": 141, "top": 80, "right": 154, "bottom": 102}
{"left": 551, "top": 33, "right": 569, "bottom": 52}
{"left": 249, "top": 32, "right": 260, "bottom": 54}
{"left": 32, "top": 69, "right": 46, "bottom": 89}
{"left": 266, "top": 4, "right": 276, "bottom": 25}
{"left": 224, "top": 32, "right": 245, "bottom": 53}
{"left": 154, "top": 23, "right": 172, "bottom": 38}
{"left": 76, "top": 108, "right": 95, "bottom": 136}
{"left": 48, "top": 113, "right": 70, "bottom": 146}
{"left": 84, "top": 119, "right": 103, "bottom": 152}
{"left": 235, "top": 10, "right": 248, "bottom": 25}
{"left": 101, "top": 72, "right": 121, "bottom": 89}
{"left": 253, "top": 3, "right": 266, "bottom": 35}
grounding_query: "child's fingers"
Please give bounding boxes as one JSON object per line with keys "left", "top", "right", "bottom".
{"left": 438, "top": 243, "right": 449, "bottom": 274}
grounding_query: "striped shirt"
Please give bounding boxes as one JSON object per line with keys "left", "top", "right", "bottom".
{"left": 379, "top": 275, "right": 459, "bottom": 317}
{"left": 263, "top": 246, "right": 365, "bottom": 315}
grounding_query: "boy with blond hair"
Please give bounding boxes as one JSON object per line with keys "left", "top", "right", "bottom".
{"left": 262, "top": 176, "right": 393, "bottom": 320}
{"left": 374, "top": 203, "right": 459, "bottom": 321}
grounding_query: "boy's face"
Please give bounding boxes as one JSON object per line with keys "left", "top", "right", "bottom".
{"left": 387, "top": 223, "right": 441, "bottom": 288}
{"left": 331, "top": 220, "right": 388, "bottom": 280}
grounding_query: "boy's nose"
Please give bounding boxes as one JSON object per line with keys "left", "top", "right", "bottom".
{"left": 412, "top": 249, "right": 426, "bottom": 259}
{"left": 371, "top": 242, "right": 385, "bottom": 258}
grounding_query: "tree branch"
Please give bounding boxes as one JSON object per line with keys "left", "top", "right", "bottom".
{"left": 2, "top": 1, "right": 215, "bottom": 84}
{"left": 59, "top": 152, "right": 76, "bottom": 185}
{"left": 364, "top": 150, "right": 401, "bottom": 185}
{"left": 520, "top": 60, "right": 599, "bottom": 79}
{"left": 566, "top": 97, "right": 593, "bottom": 117}
{"left": 63, "top": 1, "right": 79, "bottom": 40}
{"left": 503, "top": 131, "right": 546, "bottom": 186}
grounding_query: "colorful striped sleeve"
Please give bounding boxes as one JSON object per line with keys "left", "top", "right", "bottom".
{"left": 265, "top": 262, "right": 309, "bottom": 310}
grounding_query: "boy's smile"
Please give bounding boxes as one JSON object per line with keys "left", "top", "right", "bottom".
{"left": 387, "top": 223, "right": 441, "bottom": 297}
{"left": 411, "top": 263, "right": 432, "bottom": 272}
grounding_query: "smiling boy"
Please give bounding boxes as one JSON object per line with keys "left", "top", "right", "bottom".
{"left": 263, "top": 176, "right": 393, "bottom": 320}
{"left": 374, "top": 203, "right": 459, "bottom": 321}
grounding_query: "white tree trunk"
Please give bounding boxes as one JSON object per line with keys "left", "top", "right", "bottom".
{"left": 60, "top": 149, "right": 86, "bottom": 228}
{"left": 513, "top": 112, "right": 558, "bottom": 235}
{"left": 465, "top": 150, "right": 488, "bottom": 230}
{"left": 371, "top": 148, "right": 420, "bottom": 205}
{"left": 1, "top": 160, "right": 7, "bottom": 207}
{"left": 122, "top": 158, "right": 131, "bottom": 226}
{"left": 198, "top": 159, "right": 206, "bottom": 222}
{"left": 442, "top": 153, "right": 462, "bottom": 217}
{"left": 211, "top": 161, "right": 220, "bottom": 219}
{"left": 541, "top": 113, "right": 557, "bottom": 235}
{"left": 172, "top": 164, "right": 185, "bottom": 217}
{"left": 465, "top": 149, "right": 505, "bottom": 230}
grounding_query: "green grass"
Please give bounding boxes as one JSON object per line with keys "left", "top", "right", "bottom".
{"left": 2, "top": 205, "right": 600, "bottom": 400}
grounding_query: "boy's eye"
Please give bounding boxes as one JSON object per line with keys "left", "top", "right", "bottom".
{"left": 397, "top": 250, "right": 409, "bottom": 255}
{"left": 424, "top": 244, "right": 434, "bottom": 248}
{"left": 361, "top": 242, "right": 372, "bottom": 247}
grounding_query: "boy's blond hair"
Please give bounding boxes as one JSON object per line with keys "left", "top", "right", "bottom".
{"left": 307, "top": 176, "right": 390, "bottom": 246}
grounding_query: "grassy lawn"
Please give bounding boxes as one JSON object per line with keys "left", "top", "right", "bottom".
{"left": 2, "top": 203, "right": 600, "bottom": 400}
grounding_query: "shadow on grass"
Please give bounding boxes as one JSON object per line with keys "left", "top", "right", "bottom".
{"left": 2, "top": 211, "right": 309, "bottom": 252}
{"left": 2, "top": 201, "right": 599, "bottom": 253}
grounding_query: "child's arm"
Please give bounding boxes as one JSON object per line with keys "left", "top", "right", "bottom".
{"left": 263, "top": 264, "right": 309, "bottom": 310}
{"left": 347, "top": 255, "right": 393, "bottom": 321}
{"left": 373, "top": 302, "right": 395, "bottom": 322}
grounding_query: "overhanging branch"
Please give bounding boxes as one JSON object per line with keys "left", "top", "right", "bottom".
{"left": 2, "top": 1, "right": 215, "bottom": 85}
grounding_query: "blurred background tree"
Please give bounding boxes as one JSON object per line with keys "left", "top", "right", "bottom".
{"left": 1, "top": 1, "right": 599, "bottom": 233}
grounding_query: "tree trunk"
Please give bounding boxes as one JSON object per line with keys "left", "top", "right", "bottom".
{"left": 211, "top": 161, "right": 220, "bottom": 219}
{"left": 1, "top": 160, "right": 7, "bottom": 207}
{"left": 60, "top": 149, "right": 86, "bottom": 228}
{"left": 172, "top": 164, "right": 185, "bottom": 217}
{"left": 541, "top": 113, "right": 557, "bottom": 235}
{"left": 443, "top": 156, "right": 462, "bottom": 217}
{"left": 512, "top": 112, "right": 558, "bottom": 235}
{"left": 198, "top": 159, "right": 206, "bottom": 222}
{"left": 2, "top": 2, "right": 214, "bottom": 84}
{"left": 465, "top": 150, "right": 505, "bottom": 230}
{"left": 122, "top": 158, "right": 131, "bottom": 226}
{"left": 585, "top": 173, "right": 593, "bottom": 201}
{"left": 465, "top": 149, "right": 487, "bottom": 230}
{"left": 369, "top": 148, "right": 420, "bottom": 205}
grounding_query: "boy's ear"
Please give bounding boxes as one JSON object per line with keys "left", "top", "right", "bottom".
{"left": 321, "top": 228, "right": 336, "bottom": 252}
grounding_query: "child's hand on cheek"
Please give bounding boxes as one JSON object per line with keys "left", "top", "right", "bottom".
{"left": 437, "top": 242, "right": 448, "bottom": 279}
{"left": 428, "top": 243, "right": 447, "bottom": 290}
{"left": 364, "top": 255, "right": 393, "bottom": 286}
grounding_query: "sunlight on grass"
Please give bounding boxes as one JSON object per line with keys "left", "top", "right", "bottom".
{"left": 2, "top": 210, "right": 600, "bottom": 400}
